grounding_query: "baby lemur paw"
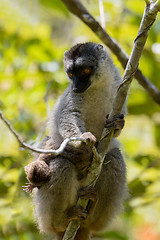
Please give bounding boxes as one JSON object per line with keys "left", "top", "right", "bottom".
{"left": 67, "top": 205, "right": 88, "bottom": 221}
{"left": 78, "top": 186, "right": 97, "bottom": 202}
{"left": 105, "top": 114, "right": 125, "bottom": 137}
{"left": 25, "top": 160, "right": 51, "bottom": 186}
{"left": 80, "top": 132, "right": 96, "bottom": 147}
{"left": 22, "top": 182, "right": 36, "bottom": 193}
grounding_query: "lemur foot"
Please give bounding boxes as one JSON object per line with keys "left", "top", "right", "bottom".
{"left": 67, "top": 206, "right": 88, "bottom": 221}
{"left": 105, "top": 114, "right": 125, "bottom": 137}
{"left": 78, "top": 186, "right": 97, "bottom": 202}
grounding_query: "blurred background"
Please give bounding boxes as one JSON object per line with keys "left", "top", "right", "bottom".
{"left": 0, "top": 0, "right": 160, "bottom": 239}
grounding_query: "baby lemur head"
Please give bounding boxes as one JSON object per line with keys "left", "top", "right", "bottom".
{"left": 64, "top": 42, "right": 115, "bottom": 93}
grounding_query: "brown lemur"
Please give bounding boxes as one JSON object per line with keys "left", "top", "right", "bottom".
{"left": 24, "top": 42, "right": 127, "bottom": 240}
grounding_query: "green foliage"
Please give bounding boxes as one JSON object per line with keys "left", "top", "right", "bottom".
{"left": 0, "top": 0, "right": 160, "bottom": 239}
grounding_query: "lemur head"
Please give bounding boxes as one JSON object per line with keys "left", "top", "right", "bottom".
{"left": 64, "top": 42, "right": 114, "bottom": 93}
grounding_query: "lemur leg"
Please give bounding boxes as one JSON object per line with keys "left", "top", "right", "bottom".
{"left": 105, "top": 114, "right": 125, "bottom": 137}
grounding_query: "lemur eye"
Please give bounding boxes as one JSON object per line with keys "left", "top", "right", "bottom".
{"left": 82, "top": 68, "right": 91, "bottom": 75}
{"left": 68, "top": 72, "right": 73, "bottom": 78}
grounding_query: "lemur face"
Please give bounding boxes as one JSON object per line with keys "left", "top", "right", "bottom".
{"left": 64, "top": 42, "right": 106, "bottom": 93}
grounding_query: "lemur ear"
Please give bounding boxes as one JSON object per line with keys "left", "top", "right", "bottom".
{"left": 64, "top": 50, "right": 69, "bottom": 58}
{"left": 95, "top": 44, "right": 103, "bottom": 51}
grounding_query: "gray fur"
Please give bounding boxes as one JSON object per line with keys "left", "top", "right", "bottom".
{"left": 33, "top": 43, "right": 127, "bottom": 239}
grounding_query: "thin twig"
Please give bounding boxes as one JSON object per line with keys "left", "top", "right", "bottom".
{"left": 0, "top": 110, "right": 87, "bottom": 155}
{"left": 61, "top": 0, "right": 160, "bottom": 105}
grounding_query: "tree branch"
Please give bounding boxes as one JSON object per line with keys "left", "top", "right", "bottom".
{"left": 151, "top": 0, "right": 160, "bottom": 12}
{"left": 0, "top": 110, "right": 87, "bottom": 155}
{"left": 63, "top": 146, "right": 103, "bottom": 240}
{"left": 62, "top": 1, "right": 160, "bottom": 239}
{"left": 61, "top": 0, "right": 160, "bottom": 105}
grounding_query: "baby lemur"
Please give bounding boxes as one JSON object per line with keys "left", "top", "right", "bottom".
{"left": 24, "top": 42, "right": 127, "bottom": 240}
